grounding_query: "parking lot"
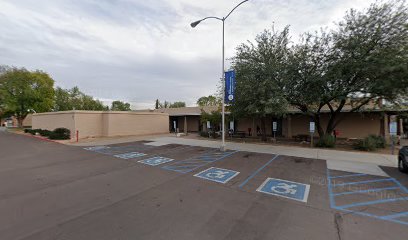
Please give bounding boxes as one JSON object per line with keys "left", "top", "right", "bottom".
{"left": 0, "top": 130, "right": 407, "bottom": 240}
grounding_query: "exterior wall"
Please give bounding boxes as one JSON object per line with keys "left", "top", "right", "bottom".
{"left": 231, "top": 112, "right": 382, "bottom": 139}
{"left": 235, "top": 117, "right": 273, "bottom": 136}
{"left": 186, "top": 116, "right": 200, "bottom": 132}
{"left": 104, "top": 112, "right": 169, "bottom": 136}
{"left": 22, "top": 114, "right": 32, "bottom": 127}
{"left": 333, "top": 113, "right": 381, "bottom": 138}
{"left": 75, "top": 112, "right": 104, "bottom": 138}
{"left": 289, "top": 112, "right": 382, "bottom": 139}
{"left": 32, "top": 112, "right": 76, "bottom": 134}
{"left": 32, "top": 111, "right": 169, "bottom": 139}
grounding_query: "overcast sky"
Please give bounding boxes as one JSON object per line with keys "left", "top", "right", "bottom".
{"left": 0, "top": 0, "right": 376, "bottom": 109}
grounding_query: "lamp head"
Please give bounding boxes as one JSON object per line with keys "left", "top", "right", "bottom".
{"left": 190, "top": 20, "right": 201, "bottom": 28}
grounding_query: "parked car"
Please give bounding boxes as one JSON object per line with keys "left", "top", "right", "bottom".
{"left": 398, "top": 146, "right": 408, "bottom": 173}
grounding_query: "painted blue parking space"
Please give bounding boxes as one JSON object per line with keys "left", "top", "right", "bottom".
{"left": 138, "top": 156, "right": 174, "bottom": 166}
{"left": 256, "top": 178, "right": 310, "bottom": 203}
{"left": 161, "top": 150, "right": 238, "bottom": 173}
{"left": 194, "top": 167, "right": 240, "bottom": 184}
{"left": 83, "top": 146, "right": 110, "bottom": 151}
{"left": 114, "top": 152, "right": 146, "bottom": 159}
{"left": 83, "top": 144, "right": 154, "bottom": 155}
{"left": 327, "top": 169, "right": 408, "bottom": 226}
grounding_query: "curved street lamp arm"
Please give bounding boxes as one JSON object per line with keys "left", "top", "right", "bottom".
{"left": 201, "top": 16, "right": 223, "bottom": 21}
{"left": 224, "top": 0, "right": 249, "bottom": 20}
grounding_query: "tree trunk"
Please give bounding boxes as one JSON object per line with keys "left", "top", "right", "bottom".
{"left": 261, "top": 117, "right": 267, "bottom": 142}
{"left": 17, "top": 116, "right": 24, "bottom": 128}
{"left": 314, "top": 114, "right": 325, "bottom": 137}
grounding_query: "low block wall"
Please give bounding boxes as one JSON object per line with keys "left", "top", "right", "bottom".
{"left": 32, "top": 111, "right": 169, "bottom": 139}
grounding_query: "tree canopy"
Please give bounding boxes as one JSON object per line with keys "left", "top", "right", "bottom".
{"left": 155, "top": 99, "right": 186, "bottom": 108}
{"left": 111, "top": 100, "right": 131, "bottom": 111}
{"left": 54, "top": 86, "right": 108, "bottom": 111}
{"left": 0, "top": 67, "right": 55, "bottom": 126}
{"left": 197, "top": 95, "right": 220, "bottom": 107}
{"left": 232, "top": 27, "right": 290, "bottom": 140}
{"left": 231, "top": 0, "right": 408, "bottom": 139}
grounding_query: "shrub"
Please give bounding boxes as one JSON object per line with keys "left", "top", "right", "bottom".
{"left": 315, "top": 135, "right": 336, "bottom": 148}
{"left": 199, "top": 131, "right": 209, "bottom": 138}
{"left": 354, "top": 135, "right": 386, "bottom": 151}
{"left": 49, "top": 128, "right": 71, "bottom": 140}
{"left": 369, "top": 135, "right": 386, "bottom": 148}
{"left": 354, "top": 137, "right": 377, "bottom": 151}
{"left": 24, "top": 129, "right": 31, "bottom": 133}
{"left": 38, "top": 129, "right": 53, "bottom": 137}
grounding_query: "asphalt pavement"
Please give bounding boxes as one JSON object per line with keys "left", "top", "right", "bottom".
{"left": 0, "top": 130, "right": 407, "bottom": 240}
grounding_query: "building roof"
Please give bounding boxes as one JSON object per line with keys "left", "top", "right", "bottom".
{"left": 135, "top": 100, "right": 407, "bottom": 117}
{"left": 136, "top": 106, "right": 220, "bottom": 116}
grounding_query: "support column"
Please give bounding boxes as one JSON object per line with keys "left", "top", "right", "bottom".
{"left": 287, "top": 115, "right": 292, "bottom": 139}
{"left": 184, "top": 116, "right": 188, "bottom": 135}
{"left": 384, "top": 114, "right": 390, "bottom": 143}
{"left": 399, "top": 118, "right": 404, "bottom": 136}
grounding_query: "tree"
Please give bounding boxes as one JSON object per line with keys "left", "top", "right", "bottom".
{"left": 169, "top": 101, "right": 186, "bottom": 108}
{"left": 231, "top": 27, "right": 290, "bottom": 141}
{"left": 155, "top": 99, "right": 185, "bottom": 108}
{"left": 54, "top": 86, "right": 107, "bottom": 111}
{"left": 284, "top": 1, "right": 408, "bottom": 137}
{"left": 111, "top": 100, "right": 131, "bottom": 111}
{"left": 197, "top": 95, "right": 220, "bottom": 107}
{"left": 200, "top": 110, "right": 222, "bottom": 130}
{"left": 0, "top": 67, "right": 55, "bottom": 126}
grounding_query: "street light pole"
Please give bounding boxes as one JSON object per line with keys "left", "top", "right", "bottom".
{"left": 191, "top": 0, "right": 249, "bottom": 151}
{"left": 221, "top": 18, "right": 226, "bottom": 151}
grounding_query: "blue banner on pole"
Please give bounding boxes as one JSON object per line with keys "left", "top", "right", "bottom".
{"left": 225, "top": 70, "right": 235, "bottom": 103}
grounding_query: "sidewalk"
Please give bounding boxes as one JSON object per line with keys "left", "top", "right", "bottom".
{"left": 145, "top": 136, "right": 398, "bottom": 168}
{"left": 68, "top": 134, "right": 398, "bottom": 169}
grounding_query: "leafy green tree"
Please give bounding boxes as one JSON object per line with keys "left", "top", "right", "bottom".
{"left": 111, "top": 100, "right": 131, "bottom": 111}
{"left": 0, "top": 67, "right": 55, "bottom": 126}
{"left": 197, "top": 95, "right": 220, "bottom": 107}
{"left": 54, "top": 86, "right": 107, "bottom": 111}
{"left": 200, "top": 110, "right": 222, "bottom": 130}
{"left": 231, "top": 27, "right": 290, "bottom": 141}
{"left": 284, "top": 1, "right": 408, "bottom": 137}
{"left": 169, "top": 101, "right": 186, "bottom": 108}
{"left": 155, "top": 99, "right": 185, "bottom": 108}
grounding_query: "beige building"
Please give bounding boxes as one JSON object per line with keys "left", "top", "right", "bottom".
{"left": 29, "top": 105, "right": 405, "bottom": 141}
{"left": 32, "top": 111, "right": 169, "bottom": 139}
{"left": 141, "top": 106, "right": 405, "bottom": 140}
{"left": 149, "top": 106, "right": 219, "bottom": 133}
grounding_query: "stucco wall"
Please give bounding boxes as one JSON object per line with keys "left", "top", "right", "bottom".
{"left": 289, "top": 112, "right": 382, "bottom": 138}
{"left": 104, "top": 112, "right": 169, "bottom": 136}
{"left": 32, "top": 112, "right": 76, "bottom": 134}
{"left": 233, "top": 112, "right": 382, "bottom": 139}
{"left": 32, "top": 111, "right": 169, "bottom": 139}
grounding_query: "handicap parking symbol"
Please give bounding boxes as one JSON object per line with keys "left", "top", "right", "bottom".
{"left": 138, "top": 156, "right": 174, "bottom": 166}
{"left": 257, "top": 178, "right": 310, "bottom": 203}
{"left": 84, "top": 146, "right": 110, "bottom": 151}
{"left": 194, "top": 167, "right": 240, "bottom": 184}
{"left": 114, "top": 152, "right": 146, "bottom": 159}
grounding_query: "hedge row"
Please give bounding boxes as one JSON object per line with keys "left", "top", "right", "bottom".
{"left": 24, "top": 128, "right": 71, "bottom": 140}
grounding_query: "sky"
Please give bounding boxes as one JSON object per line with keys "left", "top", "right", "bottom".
{"left": 0, "top": 0, "right": 376, "bottom": 109}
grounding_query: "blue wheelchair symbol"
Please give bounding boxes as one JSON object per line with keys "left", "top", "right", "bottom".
{"left": 257, "top": 178, "right": 310, "bottom": 202}
{"left": 114, "top": 152, "right": 146, "bottom": 159}
{"left": 138, "top": 156, "right": 174, "bottom": 166}
{"left": 194, "top": 167, "right": 240, "bottom": 184}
